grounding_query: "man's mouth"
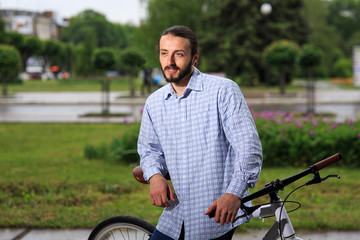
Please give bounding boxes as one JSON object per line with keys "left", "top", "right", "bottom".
{"left": 165, "top": 66, "right": 179, "bottom": 75}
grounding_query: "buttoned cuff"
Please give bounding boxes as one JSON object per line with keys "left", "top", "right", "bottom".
{"left": 225, "top": 174, "right": 249, "bottom": 199}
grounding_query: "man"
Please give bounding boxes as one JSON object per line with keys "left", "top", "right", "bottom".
{"left": 137, "top": 25, "right": 263, "bottom": 240}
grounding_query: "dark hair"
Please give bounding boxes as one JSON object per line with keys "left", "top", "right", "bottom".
{"left": 160, "top": 25, "right": 199, "bottom": 56}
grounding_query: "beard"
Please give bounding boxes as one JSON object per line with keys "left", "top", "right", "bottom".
{"left": 162, "top": 61, "right": 193, "bottom": 83}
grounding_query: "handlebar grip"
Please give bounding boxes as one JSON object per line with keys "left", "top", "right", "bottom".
{"left": 314, "top": 153, "right": 342, "bottom": 170}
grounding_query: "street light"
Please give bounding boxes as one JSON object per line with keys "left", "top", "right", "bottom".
{"left": 260, "top": 3, "right": 272, "bottom": 86}
{"left": 260, "top": 3, "right": 272, "bottom": 16}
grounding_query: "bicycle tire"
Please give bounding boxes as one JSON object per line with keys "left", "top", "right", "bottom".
{"left": 88, "top": 215, "right": 155, "bottom": 240}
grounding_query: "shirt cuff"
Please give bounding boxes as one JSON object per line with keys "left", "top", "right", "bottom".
{"left": 225, "top": 174, "right": 249, "bottom": 199}
{"left": 142, "top": 166, "right": 167, "bottom": 182}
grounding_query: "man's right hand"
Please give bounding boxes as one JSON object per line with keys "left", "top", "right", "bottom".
{"left": 149, "top": 174, "right": 175, "bottom": 207}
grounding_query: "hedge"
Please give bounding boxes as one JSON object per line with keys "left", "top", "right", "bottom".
{"left": 85, "top": 108, "right": 360, "bottom": 168}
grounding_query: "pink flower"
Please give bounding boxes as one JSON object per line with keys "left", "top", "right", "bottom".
{"left": 329, "top": 122, "right": 337, "bottom": 130}
{"left": 358, "top": 133, "right": 360, "bottom": 138}
{"left": 348, "top": 119, "right": 355, "bottom": 125}
{"left": 295, "top": 120, "right": 303, "bottom": 128}
{"left": 309, "top": 130, "right": 315, "bottom": 135}
{"left": 312, "top": 119, "right": 318, "bottom": 126}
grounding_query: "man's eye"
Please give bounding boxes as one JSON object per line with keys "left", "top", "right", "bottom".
{"left": 176, "top": 53, "right": 183, "bottom": 57}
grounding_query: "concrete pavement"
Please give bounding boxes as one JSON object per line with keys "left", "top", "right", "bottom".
{"left": 2, "top": 227, "right": 360, "bottom": 240}
{"left": 1, "top": 87, "right": 360, "bottom": 122}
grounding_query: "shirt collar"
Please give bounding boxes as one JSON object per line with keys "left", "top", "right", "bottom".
{"left": 164, "top": 67, "right": 203, "bottom": 100}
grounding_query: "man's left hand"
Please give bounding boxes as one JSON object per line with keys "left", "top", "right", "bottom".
{"left": 205, "top": 193, "right": 241, "bottom": 225}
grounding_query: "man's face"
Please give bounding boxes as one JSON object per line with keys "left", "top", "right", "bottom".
{"left": 159, "top": 34, "right": 198, "bottom": 83}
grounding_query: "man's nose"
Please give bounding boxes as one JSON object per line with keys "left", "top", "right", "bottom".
{"left": 167, "top": 54, "right": 175, "bottom": 66}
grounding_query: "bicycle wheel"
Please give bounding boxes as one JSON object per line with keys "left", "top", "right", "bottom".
{"left": 88, "top": 215, "right": 155, "bottom": 240}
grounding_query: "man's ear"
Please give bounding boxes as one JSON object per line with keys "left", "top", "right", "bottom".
{"left": 192, "top": 52, "right": 200, "bottom": 65}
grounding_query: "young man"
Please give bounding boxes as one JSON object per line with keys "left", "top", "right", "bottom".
{"left": 137, "top": 25, "right": 263, "bottom": 240}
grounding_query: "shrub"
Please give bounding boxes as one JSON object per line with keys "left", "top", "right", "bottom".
{"left": 331, "top": 58, "right": 352, "bottom": 78}
{"left": 84, "top": 125, "right": 140, "bottom": 164}
{"left": 84, "top": 110, "right": 360, "bottom": 168}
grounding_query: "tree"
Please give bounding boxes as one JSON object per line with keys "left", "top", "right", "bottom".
{"left": 74, "top": 28, "right": 96, "bottom": 77}
{"left": 298, "top": 44, "right": 322, "bottom": 113}
{"left": 40, "top": 40, "right": 62, "bottom": 72}
{"left": 303, "top": 0, "right": 342, "bottom": 77}
{"left": 61, "top": 9, "right": 128, "bottom": 49}
{"left": 122, "top": 49, "right": 145, "bottom": 97}
{"left": 136, "top": 0, "right": 205, "bottom": 68}
{"left": 0, "top": 45, "right": 21, "bottom": 96}
{"left": 263, "top": 40, "right": 299, "bottom": 94}
{"left": 19, "top": 36, "right": 42, "bottom": 72}
{"left": 94, "top": 48, "right": 116, "bottom": 114}
{"left": 200, "top": 0, "right": 308, "bottom": 85}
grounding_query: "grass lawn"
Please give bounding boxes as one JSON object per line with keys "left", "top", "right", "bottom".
{"left": 0, "top": 123, "right": 359, "bottom": 230}
{"left": 6, "top": 77, "right": 155, "bottom": 93}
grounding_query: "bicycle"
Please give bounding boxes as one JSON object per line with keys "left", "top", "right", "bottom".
{"left": 88, "top": 153, "right": 341, "bottom": 240}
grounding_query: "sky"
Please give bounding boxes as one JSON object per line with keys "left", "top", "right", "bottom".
{"left": 0, "top": 0, "right": 147, "bottom": 25}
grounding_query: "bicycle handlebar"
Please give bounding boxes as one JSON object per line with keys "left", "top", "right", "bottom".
{"left": 313, "top": 153, "right": 341, "bottom": 170}
{"left": 241, "top": 153, "right": 342, "bottom": 204}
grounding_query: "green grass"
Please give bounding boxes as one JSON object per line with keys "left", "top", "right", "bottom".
{"left": 6, "top": 77, "right": 146, "bottom": 93}
{"left": 0, "top": 123, "right": 359, "bottom": 230}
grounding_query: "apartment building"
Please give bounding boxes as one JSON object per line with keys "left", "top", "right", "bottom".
{"left": 0, "top": 9, "right": 66, "bottom": 40}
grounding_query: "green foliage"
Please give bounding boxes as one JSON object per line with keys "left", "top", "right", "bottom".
{"left": 331, "top": 58, "right": 352, "bottom": 78}
{"left": 74, "top": 29, "right": 96, "bottom": 77}
{"left": 264, "top": 40, "right": 300, "bottom": 67}
{"left": 93, "top": 48, "right": 116, "bottom": 73}
{"left": 254, "top": 110, "right": 360, "bottom": 168}
{"left": 84, "top": 125, "right": 140, "bottom": 164}
{"left": 298, "top": 44, "right": 322, "bottom": 68}
{"left": 61, "top": 9, "right": 128, "bottom": 49}
{"left": 83, "top": 110, "right": 360, "bottom": 169}
{"left": 121, "top": 49, "right": 146, "bottom": 68}
{"left": 0, "top": 45, "right": 21, "bottom": 95}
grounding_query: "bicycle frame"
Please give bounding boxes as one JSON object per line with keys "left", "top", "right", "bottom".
{"left": 249, "top": 193, "right": 302, "bottom": 240}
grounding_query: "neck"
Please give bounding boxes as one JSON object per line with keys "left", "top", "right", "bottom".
{"left": 171, "top": 70, "right": 193, "bottom": 96}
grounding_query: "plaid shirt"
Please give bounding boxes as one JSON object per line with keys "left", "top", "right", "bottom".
{"left": 138, "top": 68, "right": 262, "bottom": 240}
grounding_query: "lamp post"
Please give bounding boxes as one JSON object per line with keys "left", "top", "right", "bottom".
{"left": 260, "top": 3, "right": 272, "bottom": 86}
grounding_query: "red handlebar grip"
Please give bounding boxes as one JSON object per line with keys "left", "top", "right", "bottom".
{"left": 133, "top": 166, "right": 148, "bottom": 184}
{"left": 314, "top": 153, "right": 342, "bottom": 170}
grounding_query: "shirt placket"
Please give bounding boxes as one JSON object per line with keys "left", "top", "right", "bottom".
{"left": 178, "top": 96, "right": 190, "bottom": 222}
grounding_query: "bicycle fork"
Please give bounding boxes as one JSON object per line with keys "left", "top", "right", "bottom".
{"left": 250, "top": 194, "right": 303, "bottom": 240}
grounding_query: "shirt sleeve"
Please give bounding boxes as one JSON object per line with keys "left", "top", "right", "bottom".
{"left": 137, "top": 102, "right": 168, "bottom": 182}
{"left": 219, "top": 81, "right": 263, "bottom": 198}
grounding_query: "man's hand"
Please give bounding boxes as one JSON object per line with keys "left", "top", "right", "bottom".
{"left": 205, "top": 193, "right": 241, "bottom": 225}
{"left": 149, "top": 174, "right": 175, "bottom": 207}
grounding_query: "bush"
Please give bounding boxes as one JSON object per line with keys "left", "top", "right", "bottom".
{"left": 254, "top": 110, "right": 360, "bottom": 167}
{"left": 331, "top": 58, "right": 352, "bottom": 78}
{"left": 84, "top": 125, "right": 140, "bottom": 164}
{"left": 84, "top": 110, "right": 360, "bottom": 168}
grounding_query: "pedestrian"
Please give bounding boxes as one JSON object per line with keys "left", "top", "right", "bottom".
{"left": 137, "top": 25, "right": 263, "bottom": 240}
{"left": 142, "top": 68, "right": 153, "bottom": 95}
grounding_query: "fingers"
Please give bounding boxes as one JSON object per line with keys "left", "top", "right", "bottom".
{"left": 205, "top": 201, "right": 217, "bottom": 217}
{"left": 206, "top": 193, "right": 241, "bottom": 225}
{"left": 149, "top": 174, "right": 174, "bottom": 207}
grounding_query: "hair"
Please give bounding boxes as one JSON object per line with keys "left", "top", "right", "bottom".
{"left": 159, "top": 25, "right": 199, "bottom": 57}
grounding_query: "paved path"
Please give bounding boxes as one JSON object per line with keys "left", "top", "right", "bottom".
{"left": 1, "top": 88, "right": 360, "bottom": 122}
{"left": 1, "top": 228, "right": 359, "bottom": 240}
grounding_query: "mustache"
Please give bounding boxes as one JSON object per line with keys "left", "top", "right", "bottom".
{"left": 165, "top": 65, "right": 179, "bottom": 70}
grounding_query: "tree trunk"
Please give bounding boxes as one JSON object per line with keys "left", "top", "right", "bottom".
{"left": 2, "top": 75, "right": 8, "bottom": 96}
{"left": 280, "top": 71, "right": 286, "bottom": 95}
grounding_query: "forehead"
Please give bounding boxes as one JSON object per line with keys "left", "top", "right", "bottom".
{"left": 159, "top": 34, "right": 191, "bottom": 52}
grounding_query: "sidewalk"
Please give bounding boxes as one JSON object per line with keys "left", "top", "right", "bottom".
{"left": 2, "top": 228, "right": 360, "bottom": 240}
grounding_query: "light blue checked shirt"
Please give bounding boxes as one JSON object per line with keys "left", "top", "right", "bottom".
{"left": 138, "top": 68, "right": 262, "bottom": 240}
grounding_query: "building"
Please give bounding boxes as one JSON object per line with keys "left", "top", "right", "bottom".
{"left": 0, "top": 9, "right": 67, "bottom": 40}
